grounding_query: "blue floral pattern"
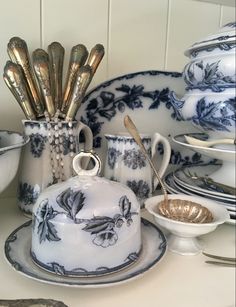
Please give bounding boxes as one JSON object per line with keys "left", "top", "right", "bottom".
{"left": 35, "top": 192, "right": 138, "bottom": 248}
{"left": 107, "top": 147, "right": 122, "bottom": 169}
{"left": 18, "top": 182, "right": 40, "bottom": 206}
{"left": 123, "top": 149, "right": 146, "bottom": 169}
{"left": 29, "top": 133, "right": 47, "bottom": 158}
{"left": 126, "top": 180, "right": 150, "bottom": 199}
{"left": 184, "top": 60, "right": 236, "bottom": 91}
{"left": 80, "top": 71, "right": 181, "bottom": 148}
{"left": 189, "top": 97, "right": 236, "bottom": 132}
{"left": 34, "top": 199, "right": 60, "bottom": 243}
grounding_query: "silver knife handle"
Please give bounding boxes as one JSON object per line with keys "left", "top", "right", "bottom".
{"left": 7, "top": 37, "right": 44, "bottom": 117}
{"left": 48, "top": 42, "right": 65, "bottom": 110}
{"left": 4, "top": 61, "right": 36, "bottom": 120}
{"left": 87, "top": 44, "right": 105, "bottom": 76}
{"left": 32, "top": 48, "right": 55, "bottom": 118}
{"left": 62, "top": 44, "right": 88, "bottom": 114}
{"left": 65, "top": 65, "right": 92, "bottom": 121}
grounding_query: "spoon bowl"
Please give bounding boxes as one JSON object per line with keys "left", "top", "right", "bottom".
{"left": 184, "top": 135, "right": 236, "bottom": 148}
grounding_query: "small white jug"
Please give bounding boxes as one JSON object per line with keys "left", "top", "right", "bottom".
{"left": 104, "top": 133, "right": 171, "bottom": 206}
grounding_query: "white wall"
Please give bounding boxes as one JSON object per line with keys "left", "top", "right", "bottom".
{"left": 0, "top": 0, "right": 235, "bottom": 196}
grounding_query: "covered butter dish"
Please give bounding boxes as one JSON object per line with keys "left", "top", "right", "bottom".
{"left": 31, "top": 151, "right": 141, "bottom": 277}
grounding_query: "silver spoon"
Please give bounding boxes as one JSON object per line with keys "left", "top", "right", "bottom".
{"left": 124, "top": 115, "right": 213, "bottom": 223}
{"left": 48, "top": 42, "right": 65, "bottom": 111}
{"left": 185, "top": 135, "right": 236, "bottom": 147}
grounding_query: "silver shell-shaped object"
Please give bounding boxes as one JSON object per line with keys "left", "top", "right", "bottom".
{"left": 157, "top": 199, "right": 213, "bottom": 223}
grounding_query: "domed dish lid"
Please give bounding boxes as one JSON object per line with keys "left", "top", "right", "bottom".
{"left": 185, "top": 21, "right": 236, "bottom": 56}
{"left": 33, "top": 150, "right": 140, "bottom": 222}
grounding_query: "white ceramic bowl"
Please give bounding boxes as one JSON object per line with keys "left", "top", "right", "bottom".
{"left": 0, "top": 130, "right": 29, "bottom": 193}
{"left": 169, "top": 87, "right": 235, "bottom": 140}
{"left": 145, "top": 194, "right": 229, "bottom": 255}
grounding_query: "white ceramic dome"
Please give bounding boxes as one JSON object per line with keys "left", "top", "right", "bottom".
{"left": 31, "top": 151, "right": 141, "bottom": 276}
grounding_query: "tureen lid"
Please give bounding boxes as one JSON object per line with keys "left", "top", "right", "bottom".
{"left": 185, "top": 21, "right": 236, "bottom": 56}
{"left": 33, "top": 151, "right": 139, "bottom": 221}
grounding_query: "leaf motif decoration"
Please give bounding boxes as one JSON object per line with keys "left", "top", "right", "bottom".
{"left": 37, "top": 199, "right": 61, "bottom": 243}
{"left": 56, "top": 188, "right": 86, "bottom": 221}
{"left": 119, "top": 195, "right": 131, "bottom": 217}
{"left": 82, "top": 216, "right": 115, "bottom": 234}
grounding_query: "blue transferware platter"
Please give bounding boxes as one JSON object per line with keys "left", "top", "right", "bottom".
{"left": 77, "top": 70, "right": 212, "bottom": 173}
{"left": 4, "top": 218, "right": 166, "bottom": 288}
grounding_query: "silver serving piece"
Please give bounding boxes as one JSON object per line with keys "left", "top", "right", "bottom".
{"left": 203, "top": 252, "right": 236, "bottom": 267}
{"left": 87, "top": 43, "right": 105, "bottom": 76}
{"left": 32, "top": 48, "right": 55, "bottom": 118}
{"left": 48, "top": 42, "right": 65, "bottom": 111}
{"left": 7, "top": 37, "right": 44, "bottom": 117}
{"left": 65, "top": 64, "right": 92, "bottom": 121}
{"left": 3, "top": 61, "right": 36, "bottom": 120}
{"left": 61, "top": 44, "right": 88, "bottom": 115}
{"left": 124, "top": 115, "right": 213, "bottom": 224}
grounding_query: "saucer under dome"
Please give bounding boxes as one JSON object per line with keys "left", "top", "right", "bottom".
{"left": 31, "top": 151, "right": 141, "bottom": 277}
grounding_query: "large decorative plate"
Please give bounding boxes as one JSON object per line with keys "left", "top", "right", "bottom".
{"left": 77, "top": 70, "right": 211, "bottom": 173}
{"left": 4, "top": 219, "right": 167, "bottom": 288}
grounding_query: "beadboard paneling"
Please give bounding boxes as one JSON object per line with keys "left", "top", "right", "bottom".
{"left": 166, "top": 0, "right": 221, "bottom": 72}
{"left": 108, "top": 0, "right": 169, "bottom": 78}
{"left": 221, "top": 5, "right": 236, "bottom": 26}
{"left": 41, "top": 0, "right": 109, "bottom": 89}
{"left": 0, "top": 0, "right": 41, "bottom": 132}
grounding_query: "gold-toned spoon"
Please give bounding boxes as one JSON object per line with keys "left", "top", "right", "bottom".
{"left": 48, "top": 42, "right": 65, "bottom": 111}
{"left": 124, "top": 115, "right": 213, "bottom": 223}
{"left": 3, "top": 61, "right": 36, "bottom": 120}
{"left": 185, "top": 135, "right": 236, "bottom": 147}
{"left": 7, "top": 37, "right": 44, "bottom": 117}
{"left": 32, "top": 48, "right": 55, "bottom": 118}
{"left": 61, "top": 44, "right": 88, "bottom": 115}
{"left": 65, "top": 65, "right": 93, "bottom": 121}
{"left": 87, "top": 44, "right": 105, "bottom": 76}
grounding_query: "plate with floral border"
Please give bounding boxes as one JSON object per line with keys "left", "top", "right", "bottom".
{"left": 77, "top": 70, "right": 213, "bottom": 173}
{"left": 4, "top": 218, "right": 167, "bottom": 288}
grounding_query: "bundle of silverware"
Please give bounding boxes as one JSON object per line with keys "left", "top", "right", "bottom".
{"left": 3, "top": 37, "right": 104, "bottom": 121}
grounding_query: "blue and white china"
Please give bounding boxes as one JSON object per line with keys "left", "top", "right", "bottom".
{"left": 0, "top": 130, "right": 29, "bottom": 193}
{"left": 18, "top": 120, "right": 93, "bottom": 215}
{"left": 163, "top": 173, "right": 235, "bottom": 225}
{"left": 183, "top": 22, "right": 236, "bottom": 91}
{"left": 76, "top": 70, "right": 213, "bottom": 174}
{"left": 173, "top": 133, "right": 236, "bottom": 187}
{"left": 173, "top": 164, "right": 236, "bottom": 200}
{"left": 169, "top": 87, "right": 236, "bottom": 140}
{"left": 31, "top": 151, "right": 142, "bottom": 277}
{"left": 145, "top": 194, "right": 229, "bottom": 255}
{"left": 4, "top": 218, "right": 166, "bottom": 287}
{"left": 104, "top": 133, "right": 171, "bottom": 205}
{"left": 185, "top": 22, "right": 236, "bottom": 58}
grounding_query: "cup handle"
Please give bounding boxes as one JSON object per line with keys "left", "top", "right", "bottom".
{"left": 151, "top": 133, "right": 171, "bottom": 190}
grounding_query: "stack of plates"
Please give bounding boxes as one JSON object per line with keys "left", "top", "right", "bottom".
{"left": 164, "top": 163, "right": 236, "bottom": 225}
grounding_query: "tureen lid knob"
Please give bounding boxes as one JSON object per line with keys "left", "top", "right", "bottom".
{"left": 72, "top": 150, "right": 102, "bottom": 177}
